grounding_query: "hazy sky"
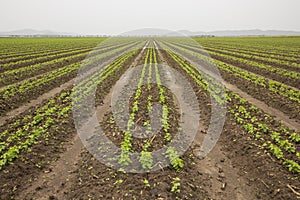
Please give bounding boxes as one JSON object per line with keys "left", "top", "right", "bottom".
{"left": 1, "top": 0, "right": 299, "bottom": 35}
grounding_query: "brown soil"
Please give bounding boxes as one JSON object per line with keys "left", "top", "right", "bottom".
{"left": 223, "top": 81, "right": 300, "bottom": 130}
{"left": 173, "top": 42, "right": 300, "bottom": 89}
{"left": 212, "top": 54, "right": 300, "bottom": 89}
{"left": 159, "top": 47, "right": 300, "bottom": 199}
{"left": 204, "top": 47, "right": 300, "bottom": 73}
{"left": 0, "top": 46, "right": 94, "bottom": 66}
{"left": 220, "top": 70, "right": 300, "bottom": 122}
{"left": 0, "top": 48, "right": 91, "bottom": 74}
{"left": 0, "top": 43, "right": 299, "bottom": 200}
{"left": 0, "top": 93, "right": 77, "bottom": 199}
{"left": 0, "top": 47, "right": 143, "bottom": 199}
{"left": 0, "top": 43, "right": 139, "bottom": 117}
{"left": 164, "top": 42, "right": 300, "bottom": 122}
{"left": 0, "top": 79, "right": 74, "bottom": 127}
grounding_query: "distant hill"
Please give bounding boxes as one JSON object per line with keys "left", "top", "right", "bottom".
{"left": 0, "top": 28, "right": 300, "bottom": 37}
{"left": 118, "top": 29, "right": 300, "bottom": 37}
{"left": 178, "top": 29, "right": 300, "bottom": 36}
{"left": 0, "top": 29, "right": 73, "bottom": 36}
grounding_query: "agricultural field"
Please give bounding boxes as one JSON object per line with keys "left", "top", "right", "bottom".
{"left": 0, "top": 36, "right": 299, "bottom": 200}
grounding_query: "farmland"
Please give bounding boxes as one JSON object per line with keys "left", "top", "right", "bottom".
{"left": 0, "top": 36, "right": 299, "bottom": 199}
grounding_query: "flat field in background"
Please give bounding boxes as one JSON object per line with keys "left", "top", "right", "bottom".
{"left": 0, "top": 36, "right": 299, "bottom": 199}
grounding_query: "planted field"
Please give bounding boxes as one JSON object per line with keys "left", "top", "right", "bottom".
{"left": 0, "top": 37, "right": 299, "bottom": 199}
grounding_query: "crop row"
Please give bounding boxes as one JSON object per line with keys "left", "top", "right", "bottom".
{"left": 0, "top": 41, "right": 144, "bottom": 116}
{"left": 227, "top": 92, "right": 300, "bottom": 173}
{"left": 163, "top": 41, "right": 300, "bottom": 105}
{"left": 72, "top": 48, "right": 140, "bottom": 104}
{"left": 169, "top": 41, "right": 300, "bottom": 80}
{"left": 202, "top": 45, "right": 300, "bottom": 71}
{"left": 118, "top": 47, "right": 151, "bottom": 167}
{"left": 0, "top": 41, "right": 138, "bottom": 87}
{"left": 0, "top": 46, "right": 95, "bottom": 65}
{"left": 0, "top": 46, "right": 92, "bottom": 68}
{"left": 0, "top": 48, "right": 140, "bottom": 170}
{"left": 159, "top": 42, "right": 299, "bottom": 173}
{"left": 194, "top": 37, "right": 300, "bottom": 59}
{"left": 115, "top": 44, "right": 183, "bottom": 172}
{"left": 152, "top": 46, "right": 184, "bottom": 171}
{"left": 0, "top": 38, "right": 105, "bottom": 59}
{"left": 0, "top": 38, "right": 136, "bottom": 70}
{"left": 176, "top": 39, "right": 300, "bottom": 71}
{"left": 195, "top": 39, "right": 300, "bottom": 64}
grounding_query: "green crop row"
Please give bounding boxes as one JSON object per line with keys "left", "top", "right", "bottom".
{"left": 0, "top": 47, "right": 92, "bottom": 69}
{"left": 188, "top": 38, "right": 300, "bottom": 66}
{"left": 72, "top": 48, "right": 140, "bottom": 104}
{"left": 0, "top": 38, "right": 105, "bottom": 59}
{"left": 160, "top": 43, "right": 299, "bottom": 173}
{"left": 170, "top": 41, "right": 300, "bottom": 80}
{"left": 226, "top": 92, "right": 300, "bottom": 173}
{"left": 0, "top": 41, "right": 137, "bottom": 87}
{"left": 118, "top": 47, "right": 150, "bottom": 167}
{"left": 203, "top": 45, "right": 300, "bottom": 70}
{"left": 193, "top": 37, "right": 300, "bottom": 59}
{"left": 159, "top": 43, "right": 225, "bottom": 105}
{"left": 0, "top": 46, "right": 95, "bottom": 65}
{"left": 164, "top": 42, "right": 300, "bottom": 104}
{"left": 117, "top": 44, "right": 184, "bottom": 172}
{"left": 0, "top": 91, "right": 71, "bottom": 169}
{"left": 0, "top": 47, "right": 139, "bottom": 170}
{"left": 140, "top": 46, "right": 154, "bottom": 171}
{"left": 0, "top": 41, "right": 142, "bottom": 114}
{"left": 0, "top": 38, "right": 138, "bottom": 65}
{"left": 175, "top": 38, "right": 300, "bottom": 70}
{"left": 152, "top": 46, "right": 184, "bottom": 171}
